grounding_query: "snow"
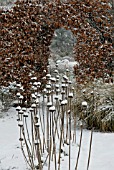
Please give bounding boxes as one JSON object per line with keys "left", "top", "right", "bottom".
{"left": 48, "top": 58, "right": 78, "bottom": 74}
{"left": 0, "top": 107, "right": 114, "bottom": 170}
{"left": 0, "top": 108, "right": 28, "bottom": 170}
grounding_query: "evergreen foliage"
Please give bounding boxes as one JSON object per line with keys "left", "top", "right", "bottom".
{"left": 50, "top": 28, "right": 76, "bottom": 57}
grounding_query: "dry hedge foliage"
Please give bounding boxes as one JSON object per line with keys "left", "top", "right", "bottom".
{"left": 0, "top": 0, "right": 113, "bottom": 101}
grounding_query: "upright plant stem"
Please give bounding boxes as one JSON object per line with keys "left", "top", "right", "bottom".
{"left": 69, "top": 111, "right": 71, "bottom": 170}
{"left": 22, "top": 127, "right": 34, "bottom": 169}
{"left": 42, "top": 94, "right": 46, "bottom": 152}
{"left": 87, "top": 128, "right": 93, "bottom": 170}
{"left": 48, "top": 110, "right": 52, "bottom": 170}
{"left": 47, "top": 107, "right": 49, "bottom": 152}
{"left": 52, "top": 111, "right": 57, "bottom": 170}
{"left": 65, "top": 103, "right": 69, "bottom": 143}
{"left": 75, "top": 124, "right": 83, "bottom": 170}
{"left": 31, "top": 111, "right": 35, "bottom": 162}
{"left": 25, "top": 117, "right": 32, "bottom": 148}
{"left": 58, "top": 105, "right": 64, "bottom": 170}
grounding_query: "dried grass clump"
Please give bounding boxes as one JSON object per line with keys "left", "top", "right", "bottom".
{"left": 73, "top": 82, "right": 114, "bottom": 132}
{"left": 101, "top": 111, "right": 114, "bottom": 131}
{"left": 0, "top": 85, "right": 16, "bottom": 111}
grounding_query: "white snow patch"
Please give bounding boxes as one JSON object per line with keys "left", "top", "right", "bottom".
{"left": 0, "top": 108, "right": 114, "bottom": 170}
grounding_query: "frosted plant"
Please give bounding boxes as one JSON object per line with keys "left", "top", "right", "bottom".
{"left": 0, "top": 82, "right": 17, "bottom": 111}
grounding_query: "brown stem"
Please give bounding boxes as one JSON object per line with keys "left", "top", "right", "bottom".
{"left": 87, "top": 128, "right": 94, "bottom": 170}
{"left": 75, "top": 124, "right": 83, "bottom": 170}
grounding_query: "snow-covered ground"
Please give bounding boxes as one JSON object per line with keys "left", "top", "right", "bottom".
{"left": 0, "top": 107, "right": 28, "bottom": 170}
{"left": 0, "top": 107, "right": 114, "bottom": 170}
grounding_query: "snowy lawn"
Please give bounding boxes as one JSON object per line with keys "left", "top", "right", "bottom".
{"left": 0, "top": 107, "right": 114, "bottom": 170}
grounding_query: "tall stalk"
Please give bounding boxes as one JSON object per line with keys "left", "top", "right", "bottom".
{"left": 75, "top": 124, "right": 83, "bottom": 170}
{"left": 87, "top": 128, "right": 94, "bottom": 170}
